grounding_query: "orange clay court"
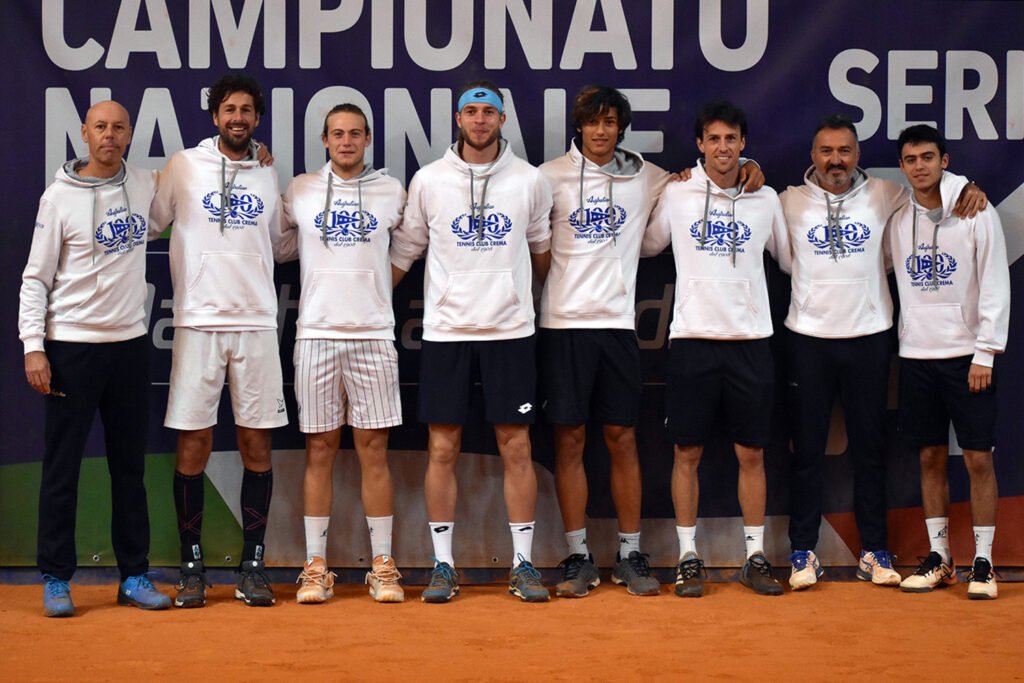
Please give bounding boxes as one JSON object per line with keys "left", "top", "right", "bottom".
{"left": 1, "top": 579, "right": 1021, "bottom": 680}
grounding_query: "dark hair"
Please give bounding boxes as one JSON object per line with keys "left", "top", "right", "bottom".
{"left": 572, "top": 85, "right": 632, "bottom": 143}
{"left": 897, "top": 124, "right": 947, "bottom": 158}
{"left": 321, "top": 103, "right": 371, "bottom": 138}
{"left": 693, "top": 101, "right": 747, "bottom": 140}
{"left": 813, "top": 113, "right": 859, "bottom": 143}
{"left": 456, "top": 79, "right": 505, "bottom": 106}
{"left": 207, "top": 73, "right": 266, "bottom": 117}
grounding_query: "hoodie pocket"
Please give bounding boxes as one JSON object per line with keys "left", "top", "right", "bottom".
{"left": 797, "top": 278, "right": 877, "bottom": 328}
{"left": 900, "top": 303, "right": 973, "bottom": 347}
{"left": 185, "top": 252, "right": 274, "bottom": 312}
{"left": 303, "top": 269, "right": 390, "bottom": 327}
{"left": 434, "top": 270, "right": 523, "bottom": 328}
{"left": 679, "top": 277, "right": 757, "bottom": 334}
{"left": 66, "top": 268, "right": 146, "bottom": 328}
{"left": 550, "top": 257, "right": 628, "bottom": 318}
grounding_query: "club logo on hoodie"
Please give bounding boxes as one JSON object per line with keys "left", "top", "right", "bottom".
{"left": 451, "top": 205, "right": 512, "bottom": 250}
{"left": 569, "top": 198, "right": 627, "bottom": 244}
{"left": 689, "top": 211, "right": 751, "bottom": 256}
{"left": 202, "top": 188, "right": 265, "bottom": 228}
{"left": 94, "top": 208, "right": 147, "bottom": 255}
{"left": 806, "top": 221, "right": 870, "bottom": 257}
{"left": 906, "top": 247, "right": 957, "bottom": 289}
{"left": 314, "top": 201, "right": 379, "bottom": 246}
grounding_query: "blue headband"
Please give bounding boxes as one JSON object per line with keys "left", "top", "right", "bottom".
{"left": 457, "top": 88, "right": 504, "bottom": 114}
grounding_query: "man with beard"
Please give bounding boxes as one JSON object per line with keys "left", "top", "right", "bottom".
{"left": 151, "top": 73, "right": 287, "bottom": 609}
{"left": 20, "top": 100, "right": 171, "bottom": 616}
{"left": 390, "top": 81, "right": 553, "bottom": 603}
{"left": 780, "top": 114, "right": 985, "bottom": 591}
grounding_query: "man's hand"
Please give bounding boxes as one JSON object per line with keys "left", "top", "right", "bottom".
{"left": 953, "top": 182, "right": 987, "bottom": 219}
{"left": 25, "top": 351, "right": 51, "bottom": 395}
{"left": 670, "top": 169, "right": 690, "bottom": 182}
{"left": 968, "top": 363, "right": 992, "bottom": 393}
{"left": 738, "top": 161, "right": 765, "bottom": 192}
{"left": 255, "top": 141, "right": 274, "bottom": 167}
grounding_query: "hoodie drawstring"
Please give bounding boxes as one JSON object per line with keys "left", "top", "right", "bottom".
{"left": 219, "top": 157, "right": 238, "bottom": 235}
{"left": 911, "top": 209, "right": 940, "bottom": 282}
{"left": 322, "top": 172, "right": 334, "bottom": 247}
{"left": 825, "top": 194, "right": 847, "bottom": 261}
{"left": 577, "top": 159, "right": 619, "bottom": 245}
{"left": 699, "top": 180, "right": 743, "bottom": 268}
{"left": 357, "top": 179, "right": 366, "bottom": 234}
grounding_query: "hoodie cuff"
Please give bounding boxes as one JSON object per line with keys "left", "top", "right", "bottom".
{"left": 971, "top": 349, "right": 995, "bottom": 367}
{"left": 23, "top": 337, "right": 45, "bottom": 354}
{"left": 390, "top": 254, "right": 414, "bottom": 273}
{"left": 528, "top": 237, "right": 552, "bottom": 254}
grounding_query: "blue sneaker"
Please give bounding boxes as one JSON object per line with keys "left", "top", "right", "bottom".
{"left": 509, "top": 559, "right": 550, "bottom": 603}
{"left": 42, "top": 575, "right": 75, "bottom": 618}
{"left": 118, "top": 574, "right": 172, "bottom": 610}
{"left": 421, "top": 561, "right": 459, "bottom": 603}
{"left": 788, "top": 550, "right": 823, "bottom": 591}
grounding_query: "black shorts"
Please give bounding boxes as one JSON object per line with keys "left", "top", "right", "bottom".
{"left": 898, "top": 356, "right": 996, "bottom": 451}
{"left": 538, "top": 328, "right": 641, "bottom": 426}
{"left": 665, "top": 338, "right": 774, "bottom": 448}
{"left": 418, "top": 336, "right": 537, "bottom": 425}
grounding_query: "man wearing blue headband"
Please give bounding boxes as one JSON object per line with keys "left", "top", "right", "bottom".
{"left": 391, "top": 80, "right": 554, "bottom": 603}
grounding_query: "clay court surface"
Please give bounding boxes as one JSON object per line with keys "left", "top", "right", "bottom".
{"left": 2, "top": 579, "right": 1022, "bottom": 681}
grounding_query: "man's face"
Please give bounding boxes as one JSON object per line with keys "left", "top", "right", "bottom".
{"left": 213, "top": 91, "right": 260, "bottom": 154}
{"left": 81, "top": 101, "right": 132, "bottom": 166}
{"left": 899, "top": 141, "right": 948, "bottom": 194}
{"left": 579, "top": 108, "right": 620, "bottom": 162}
{"left": 322, "top": 111, "right": 371, "bottom": 173}
{"left": 455, "top": 103, "right": 505, "bottom": 151}
{"left": 811, "top": 127, "right": 860, "bottom": 193}
{"left": 697, "top": 120, "right": 745, "bottom": 178}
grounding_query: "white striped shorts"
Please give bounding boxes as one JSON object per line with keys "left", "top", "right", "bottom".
{"left": 293, "top": 338, "right": 402, "bottom": 433}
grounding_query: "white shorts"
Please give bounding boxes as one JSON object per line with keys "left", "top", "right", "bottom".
{"left": 165, "top": 328, "right": 288, "bottom": 430}
{"left": 293, "top": 338, "right": 402, "bottom": 433}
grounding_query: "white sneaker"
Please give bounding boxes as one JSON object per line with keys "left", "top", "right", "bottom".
{"left": 967, "top": 558, "right": 998, "bottom": 600}
{"left": 296, "top": 557, "right": 336, "bottom": 604}
{"left": 857, "top": 549, "right": 901, "bottom": 586}
{"left": 899, "top": 552, "right": 956, "bottom": 593}
{"left": 366, "top": 555, "right": 405, "bottom": 603}
{"left": 788, "top": 550, "right": 822, "bottom": 590}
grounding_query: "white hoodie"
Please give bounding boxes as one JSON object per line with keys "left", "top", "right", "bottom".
{"left": 641, "top": 161, "right": 790, "bottom": 340}
{"left": 150, "top": 137, "right": 284, "bottom": 330}
{"left": 780, "top": 167, "right": 907, "bottom": 338}
{"left": 538, "top": 142, "right": 670, "bottom": 330}
{"left": 280, "top": 164, "right": 406, "bottom": 341}
{"left": 19, "top": 160, "right": 159, "bottom": 353}
{"left": 389, "top": 142, "right": 552, "bottom": 342}
{"left": 889, "top": 171, "right": 1009, "bottom": 366}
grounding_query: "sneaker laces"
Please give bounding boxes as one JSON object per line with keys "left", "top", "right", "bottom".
{"left": 678, "top": 556, "right": 706, "bottom": 581}
{"left": 371, "top": 560, "right": 402, "bottom": 585}
{"left": 512, "top": 560, "right": 543, "bottom": 585}
{"left": 428, "top": 560, "right": 457, "bottom": 588}
{"left": 966, "top": 559, "right": 1000, "bottom": 583}
{"left": 748, "top": 554, "right": 773, "bottom": 576}
{"left": 913, "top": 552, "right": 943, "bottom": 576}
{"left": 123, "top": 573, "right": 159, "bottom": 593}
{"left": 626, "top": 552, "right": 653, "bottom": 577}
{"left": 241, "top": 566, "right": 271, "bottom": 589}
{"left": 43, "top": 575, "right": 70, "bottom": 598}
{"left": 870, "top": 549, "right": 895, "bottom": 569}
{"left": 298, "top": 562, "right": 337, "bottom": 587}
{"left": 558, "top": 553, "right": 589, "bottom": 580}
{"left": 789, "top": 550, "right": 812, "bottom": 570}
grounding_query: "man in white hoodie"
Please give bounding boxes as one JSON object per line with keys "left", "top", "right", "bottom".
{"left": 390, "top": 80, "right": 553, "bottom": 603}
{"left": 20, "top": 100, "right": 171, "bottom": 617}
{"left": 279, "top": 104, "right": 406, "bottom": 604}
{"left": 642, "top": 101, "right": 790, "bottom": 597}
{"left": 780, "top": 115, "right": 987, "bottom": 591}
{"left": 890, "top": 125, "right": 1008, "bottom": 600}
{"left": 150, "top": 74, "right": 286, "bottom": 609}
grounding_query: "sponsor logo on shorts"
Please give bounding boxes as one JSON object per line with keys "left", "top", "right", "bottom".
{"left": 451, "top": 204, "right": 512, "bottom": 252}
{"left": 689, "top": 210, "right": 751, "bottom": 256}
{"left": 906, "top": 247, "right": 957, "bottom": 289}
{"left": 202, "top": 187, "right": 265, "bottom": 228}
{"left": 314, "top": 201, "right": 379, "bottom": 245}
{"left": 94, "top": 207, "right": 147, "bottom": 255}
{"left": 518, "top": 402, "right": 533, "bottom": 414}
{"left": 806, "top": 221, "right": 870, "bottom": 257}
{"left": 569, "top": 197, "right": 627, "bottom": 243}
{"left": 276, "top": 398, "right": 286, "bottom": 414}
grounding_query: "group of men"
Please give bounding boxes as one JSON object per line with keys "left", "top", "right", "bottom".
{"left": 20, "top": 74, "right": 1009, "bottom": 618}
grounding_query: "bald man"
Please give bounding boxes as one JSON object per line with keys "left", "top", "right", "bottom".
{"left": 19, "top": 101, "right": 171, "bottom": 617}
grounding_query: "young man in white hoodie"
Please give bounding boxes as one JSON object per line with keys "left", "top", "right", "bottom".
{"left": 780, "top": 115, "right": 987, "bottom": 591}
{"left": 538, "top": 85, "right": 766, "bottom": 598}
{"left": 390, "top": 80, "right": 553, "bottom": 603}
{"left": 150, "top": 74, "right": 287, "bottom": 609}
{"left": 890, "top": 125, "right": 1008, "bottom": 600}
{"left": 279, "top": 104, "right": 406, "bottom": 604}
{"left": 20, "top": 100, "right": 171, "bottom": 617}
{"left": 642, "top": 101, "right": 790, "bottom": 597}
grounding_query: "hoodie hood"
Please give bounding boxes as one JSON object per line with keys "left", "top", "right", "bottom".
{"left": 691, "top": 160, "right": 747, "bottom": 267}
{"left": 567, "top": 140, "right": 644, "bottom": 178}
{"left": 799, "top": 165, "right": 871, "bottom": 261}
{"left": 908, "top": 171, "right": 971, "bottom": 281}
{"left": 196, "top": 136, "right": 263, "bottom": 234}
{"left": 57, "top": 157, "right": 134, "bottom": 264}
{"left": 443, "top": 139, "right": 514, "bottom": 242}
{"left": 317, "top": 163, "right": 389, "bottom": 247}
{"left": 197, "top": 136, "right": 261, "bottom": 166}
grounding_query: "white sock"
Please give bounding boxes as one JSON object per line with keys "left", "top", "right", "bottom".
{"left": 510, "top": 521, "right": 536, "bottom": 566}
{"left": 366, "top": 515, "right": 393, "bottom": 558}
{"left": 676, "top": 525, "right": 697, "bottom": 560}
{"left": 743, "top": 525, "right": 765, "bottom": 559}
{"left": 565, "top": 528, "right": 589, "bottom": 556}
{"left": 618, "top": 531, "right": 641, "bottom": 558}
{"left": 304, "top": 516, "right": 330, "bottom": 561}
{"left": 429, "top": 522, "right": 455, "bottom": 566}
{"left": 974, "top": 525, "right": 995, "bottom": 562}
{"left": 925, "top": 517, "right": 951, "bottom": 564}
